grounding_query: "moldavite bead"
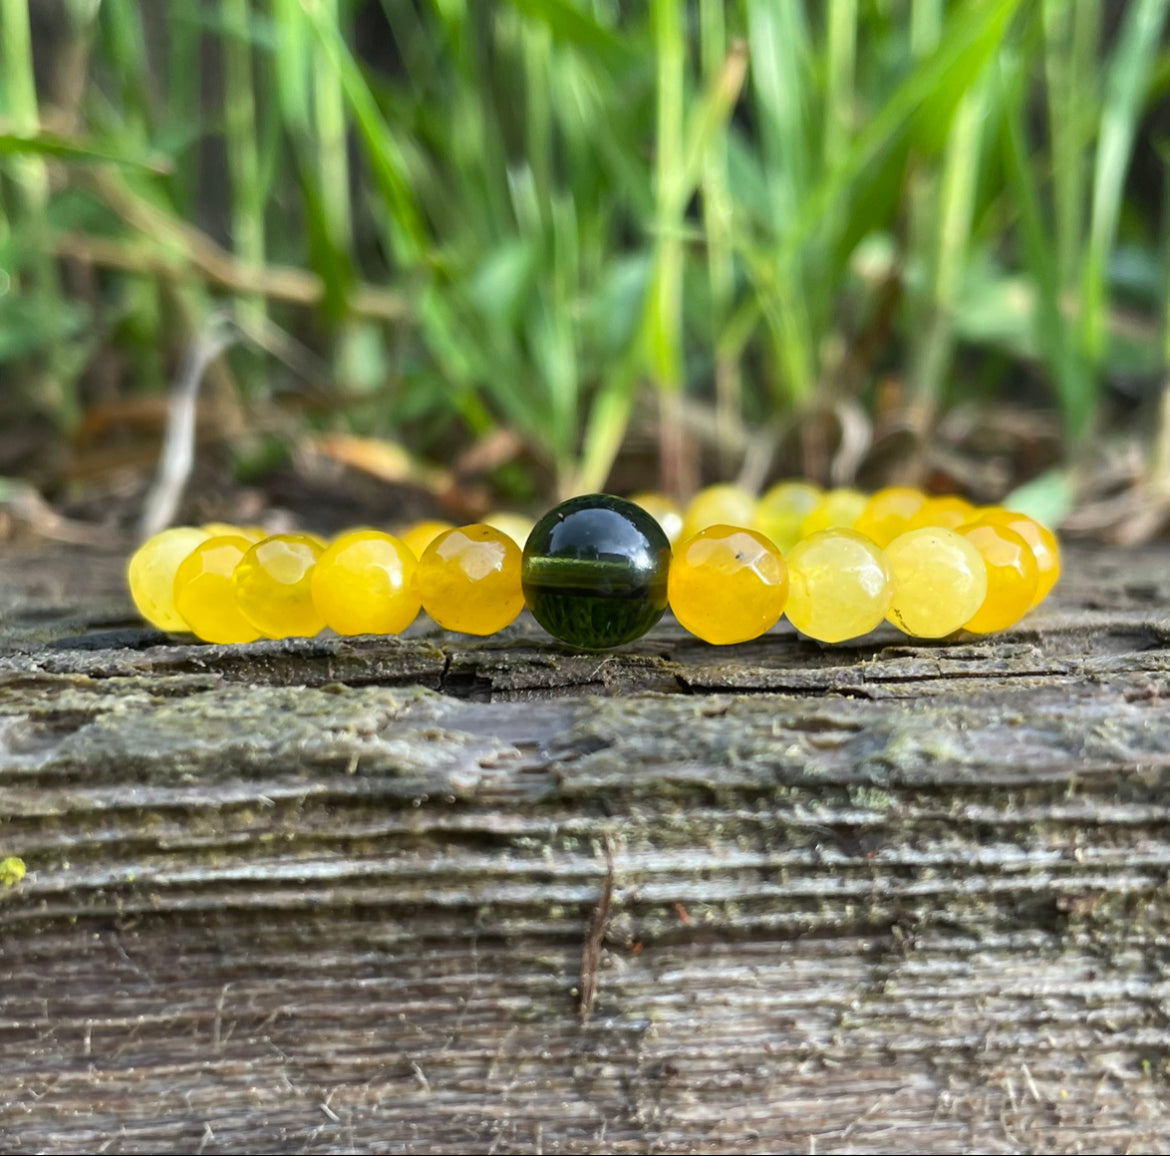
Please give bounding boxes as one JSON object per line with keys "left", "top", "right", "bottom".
{"left": 854, "top": 487, "right": 927, "bottom": 547}
{"left": 173, "top": 535, "right": 262, "bottom": 644}
{"left": 127, "top": 526, "right": 214, "bottom": 631}
{"left": 419, "top": 524, "right": 524, "bottom": 635}
{"left": 668, "top": 525, "right": 788, "bottom": 645}
{"left": 884, "top": 527, "right": 988, "bottom": 638}
{"left": 522, "top": 494, "right": 671, "bottom": 650}
{"left": 680, "top": 484, "right": 757, "bottom": 543}
{"left": 784, "top": 529, "right": 893, "bottom": 643}
{"left": 754, "top": 481, "right": 822, "bottom": 553}
{"left": 233, "top": 534, "right": 326, "bottom": 640}
{"left": 629, "top": 491, "right": 684, "bottom": 545}
{"left": 958, "top": 522, "right": 1038, "bottom": 634}
{"left": 800, "top": 488, "right": 868, "bottom": 539}
{"left": 312, "top": 529, "right": 420, "bottom": 636}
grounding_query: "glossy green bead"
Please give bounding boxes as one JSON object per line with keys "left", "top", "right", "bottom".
{"left": 522, "top": 494, "right": 671, "bottom": 650}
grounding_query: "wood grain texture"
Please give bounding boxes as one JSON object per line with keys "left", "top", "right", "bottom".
{"left": 2, "top": 542, "right": 1170, "bottom": 1153}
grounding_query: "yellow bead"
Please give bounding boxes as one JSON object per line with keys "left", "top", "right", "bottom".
{"left": 668, "top": 525, "right": 788, "bottom": 645}
{"left": 202, "top": 523, "right": 267, "bottom": 543}
{"left": 906, "top": 495, "right": 976, "bottom": 532}
{"left": 483, "top": 511, "right": 536, "bottom": 549}
{"left": 173, "top": 535, "right": 263, "bottom": 644}
{"left": 399, "top": 519, "right": 455, "bottom": 561}
{"left": 418, "top": 524, "right": 524, "bottom": 635}
{"left": 800, "top": 488, "right": 867, "bottom": 540}
{"left": 754, "top": 481, "right": 822, "bottom": 553}
{"left": 784, "top": 529, "right": 893, "bottom": 642}
{"left": 853, "top": 487, "right": 927, "bottom": 547}
{"left": 233, "top": 534, "right": 326, "bottom": 640}
{"left": 958, "top": 522, "right": 1038, "bottom": 634}
{"left": 885, "top": 527, "right": 987, "bottom": 638}
{"left": 127, "top": 526, "right": 213, "bottom": 631}
{"left": 312, "top": 530, "right": 420, "bottom": 636}
{"left": 964, "top": 507, "right": 1061, "bottom": 607}
{"left": 629, "top": 491, "right": 685, "bottom": 545}
{"left": 680, "top": 484, "right": 757, "bottom": 542}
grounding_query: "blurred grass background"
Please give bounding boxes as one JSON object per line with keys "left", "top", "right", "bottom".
{"left": 1, "top": 0, "right": 1169, "bottom": 527}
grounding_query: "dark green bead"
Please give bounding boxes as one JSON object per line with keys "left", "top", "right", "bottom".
{"left": 522, "top": 494, "right": 672, "bottom": 650}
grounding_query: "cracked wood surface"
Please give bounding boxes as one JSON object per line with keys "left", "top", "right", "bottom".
{"left": 2, "top": 542, "right": 1170, "bottom": 1153}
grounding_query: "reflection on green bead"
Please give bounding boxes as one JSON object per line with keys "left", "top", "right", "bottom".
{"left": 522, "top": 494, "right": 671, "bottom": 650}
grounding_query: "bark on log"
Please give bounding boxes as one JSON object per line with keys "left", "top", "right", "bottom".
{"left": 3, "top": 542, "right": 1170, "bottom": 1153}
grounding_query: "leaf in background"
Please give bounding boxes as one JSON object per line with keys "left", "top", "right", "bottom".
{"left": 1004, "top": 468, "right": 1076, "bottom": 528}
{"left": 469, "top": 240, "right": 537, "bottom": 325}
{"left": 0, "top": 129, "right": 172, "bottom": 173}
{"left": 1081, "top": 0, "right": 1170, "bottom": 363}
{"left": 508, "top": 0, "right": 634, "bottom": 63}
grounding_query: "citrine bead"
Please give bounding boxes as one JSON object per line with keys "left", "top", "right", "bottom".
{"left": 884, "top": 527, "right": 987, "bottom": 638}
{"left": 754, "top": 481, "right": 823, "bottom": 553}
{"left": 668, "top": 525, "right": 788, "bottom": 645}
{"left": 233, "top": 534, "right": 326, "bottom": 640}
{"left": 784, "top": 529, "right": 893, "bottom": 643}
{"left": 680, "top": 484, "right": 757, "bottom": 543}
{"left": 173, "top": 535, "right": 263, "bottom": 644}
{"left": 419, "top": 524, "right": 524, "bottom": 635}
{"left": 127, "top": 526, "right": 214, "bottom": 632}
{"left": 202, "top": 523, "right": 267, "bottom": 543}
{"left": 522, "top": 494, "right": 671, "bottom": 649}
{"left": 312, "top": 530, "right": 420, "bottom": 636}
{"left": 483, "top": 511, "right": 536, "bottom": 549}
{"left": 906, "top": 495, "right": 976, "bottom": 532}
{"left": 399, "top": 520, "right": 455, "bottom": 561}
{"left": 964, "top": 508, "right": 1061, "bottom": 607}
{"left": 629, "top": 491, "right": 685, "bottom": 545}
{"left": 800, "top": 488, "right": 868, "bottom": 540}
{"left": 958, "top": 522, "right": 1038, "bottom": 634}
{"left": 854, "top": 487, "right": 927, "bottom": 547}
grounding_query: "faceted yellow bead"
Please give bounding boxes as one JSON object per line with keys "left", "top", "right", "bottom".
{"left": 964, "top": 507, "right": 1061, "bottom": 607}
{"left": 630, "top": 491, "right": 685, "bottom": 545}
{"left": 668, "top": 525, "right": 788, "bottom": 645}
{"left": 202, "top": 523, "right": 267, "bottom": 543}
{"left": 854, "top": 487, "right": 927, "bottom": 547}
{"left": 958, "top": 522, "right": 1038, "bottom": 634}
{"left": 800, "top": 488, "right": 868, "bottom": 540}
{"left": 419, "top": 524, "right": 524, "bottom": 635}
{"left": 233, "top": 534, "right": 326, "bottom": 640}
{"left": 885, "top": 527, "right": 988, "bottom": 638}
{"left": 399, "top": 520, "right": 455, "bottom": 561}
{"left": 754, "top": 481, "right": 822, "bottom": 553}
{"left": 680, "top": 484, "right": 757, "bottom": 543}
{"left": 906, "top": 495, "right": 976, "bottom": 532}
{"left": 483, "top": 511, "right": 536, "bottom": 549}
{"left": 173, "top": 535, "right": 263, "bottom": 644}
{"left": 784, "top": 529, "right": 893, "bottom": 643}
{"left": 127, "top": 526, "right": 214, "bottom": 631}
{"left": 312, "top": 530, "right": 420, "bottom": 636}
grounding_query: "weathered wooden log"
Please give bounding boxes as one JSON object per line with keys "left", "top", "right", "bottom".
{"left": 2, "top": 541, "right": 1170, "bottom": 1153}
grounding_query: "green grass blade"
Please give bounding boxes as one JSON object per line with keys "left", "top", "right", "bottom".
{"left": 1000, "top": 56, "right": 1095, "bottom": 438}
{"left": 1080, "top": 0, "right": 1170, "bottom": 364}
{"left": 300, "top": 2, "right": 428, "bottom": 263}
{"left": 1043, "top": 0, "right": 1100, "bottom": 290}
{"left": 0, "top": 129, "right": 170, "bottom": 171}
{"left": 222, "top": 0, "right": 267, "bottom": 328}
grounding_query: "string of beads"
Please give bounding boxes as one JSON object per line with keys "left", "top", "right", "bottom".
{"left": 127, "top": 484, "right": 1061, "bottom": 651}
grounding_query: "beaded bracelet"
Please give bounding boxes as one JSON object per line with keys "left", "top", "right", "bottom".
{"left": 127, "top": 486, "right": 1060, "bottom": 651}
